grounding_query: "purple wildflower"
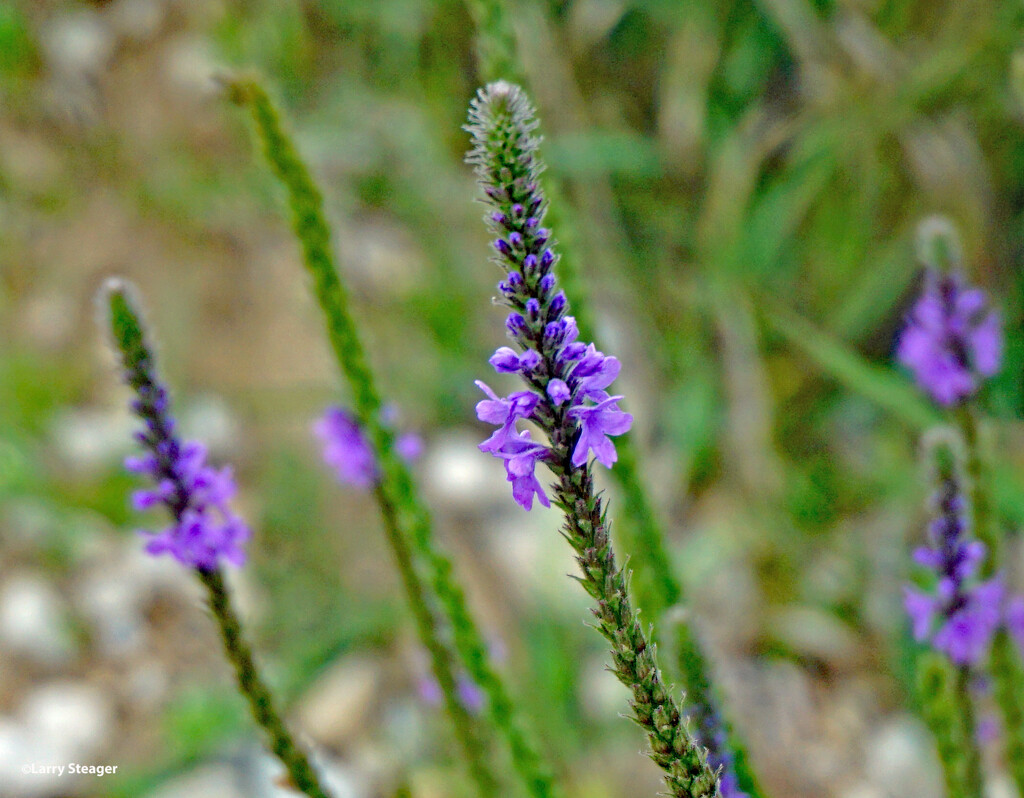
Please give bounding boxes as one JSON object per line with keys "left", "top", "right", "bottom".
{"left": 314, "top": 408, "right": 377, "bottom": 488}
{"left": 493, "top": 431, "right": 550, "bottom": 511}
{"left": 690, "top": 699, "right": 749, "bottom": 798}
{"left": 467, "top": 82, "right": 719, "bottom": 796}
{"left": 904, "top": 434, "right": 1002, "bottom": 665}
{"left": 467, "top": 83, "right": 633, "bottom": 508}
{"left": 475, "top": 381, "right": 540, "bottom": 454}
{"left": 108, "top": 282, "right": 249, "bottom": 570}
{"left": 314, "top": 405, "right": 422, "bottom": 488}
{"left": 568, "top": 395, "right": 633, "bottom": 468}
{"left": 896, "top": 269, "right": 1003, "bottom": 406}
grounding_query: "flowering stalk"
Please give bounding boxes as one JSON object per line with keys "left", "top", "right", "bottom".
{"left": 229, "top": 77, "right": 558, "bottom": 798}
{"left": 463, "top": 14, "right": 758, "bottom": 790}
{"left": 897, "top": 217, "right": 1024, "bottom": 793}
{"left": 103, "top": 280, "right": 331, "bottom": 798}
{"left": 468, "top": 81, "right": 719, "bottom": 797}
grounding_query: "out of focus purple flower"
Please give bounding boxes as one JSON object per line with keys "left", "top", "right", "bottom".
{"left": 896, "top": 269, "right": 1002, "bottom": 406}
{"left": 905, "top": 434, "right": 1002, "bottom": 665}
{"left": 417, "top": 674, "right": 485, "bottom": 714}
{"left": 109, "top": 281, "right": 250, "bottom": 570}
{"left": 314, "top": 406, "right": 421, "bottom": 489}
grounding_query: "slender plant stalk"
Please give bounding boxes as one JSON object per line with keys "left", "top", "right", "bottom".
{"left": 464, "top": 0, "right": 523, "bottom": 84}
{"left": 551, "top": 456, "right": 719, "bottom": 797}
{"left": 467, "top": 81, "right": 720, "bottom": 797}
{"left": 956, "top": 405, "right": 1024, "bottom": 796}
{"left": 229, "top": 76, "right": 558, "bottom": 798}
{"left": 199, "top": 568, "right": 333, "bottom": 798}
{"left": 991, "top": 630, "right": 1024, "bottom": 791}
{"left": 106, "top": 284, "right": 333, "bottom": 798}
{"left": 955, "top": 407, "right": 998, "bottom": 576}
{"left": 917, "top": 652, "right": 984, "bottom": 798}
{"left": 466, "top": 10, "right": 762, "bottom": 793}
{"left": 373, "top": 486, "right": 498, "bottom": 795}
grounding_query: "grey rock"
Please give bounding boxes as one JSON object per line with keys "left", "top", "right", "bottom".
{"left": 0, "top": 575, "right": 75, "bottom": 665}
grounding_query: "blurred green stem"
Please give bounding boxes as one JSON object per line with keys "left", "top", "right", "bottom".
{"left": 230, "top": 76, "right": 556, "bottom": 798}
{"left": 955, "top": 406, "right": 998, "bottom": 575}
{"left": 917, "top": 652, "right": 983, "bottom": 798}
{"left": 957, "top": 405, "right": 1024, "bottom": 795}
{"left": 198, "top": 567, "right": 332, "bottom": 798}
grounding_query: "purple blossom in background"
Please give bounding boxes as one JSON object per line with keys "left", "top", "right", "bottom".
{"left": 418, "top": 674, "right": 484, "bottom": 714}
{"left": 314, "top": 406, "right": 422, "bottom": 489}
{"left": 110, "top": 282, "right": 250, "bottom": 570}
{"left": 127, "top": 438, "right": 250, "bottom": 569}
{"left": 897, "top": 269, "right": 1003, "bottom": 406}
{"left": 904, "top": 437, "right": 1002, "bottom": 665}
{"left": 691, "top": 702, "right": 748, "bottom": 798}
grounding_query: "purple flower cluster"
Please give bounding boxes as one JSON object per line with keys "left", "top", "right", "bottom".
{"left": 116, "top": 320, "right": 249, "bottom": 570}
{"left": 314, "top": 406, "right": 422, "bottom": 489}
{"left": 468, "top": 84, "right": 632, "bottom": 511}
{"left": 904, "top": 442, "right": 1002, "bottom": 665}
{"left": 897, "top": 269, "right": 1002, "bottom": 406}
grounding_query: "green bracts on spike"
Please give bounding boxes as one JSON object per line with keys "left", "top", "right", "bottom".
{"left": 917, "top": 652, "right": 983, "bottom": 798}
{"left": 230, "top": 77, "right": 558, "bottom": 798}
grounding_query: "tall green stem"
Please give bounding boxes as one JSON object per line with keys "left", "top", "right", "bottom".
{"left": 956, "top": 405, "right": 1024, "bottom": 796}
{"left": 199, "top": 567, "right": 333, "bottom": 798}
{"left": 230, "top": 77, "right": 555, "bottom": 798}
{"left": 917, "top": 652, "right": 984, "bottom": 798}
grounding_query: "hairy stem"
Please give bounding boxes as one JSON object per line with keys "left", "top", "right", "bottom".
{"left": 550, "top": 455, "right": 720, "bottom": 798}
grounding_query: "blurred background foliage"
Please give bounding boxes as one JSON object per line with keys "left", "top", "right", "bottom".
{"left": 4, "top": 0, "right": 1024, "bottom": 796}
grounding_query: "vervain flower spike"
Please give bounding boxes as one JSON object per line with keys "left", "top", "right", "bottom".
{"left": 904, "top": 430, "right": 1002, "bottom": 666}
{"left": 102, "top": 279, "right": 332, "bottom": 798}
{"left": 461, "top": 12, "right": 761, "bottom": 791}
{"left": 467, "top": 81, "right": 720, "bottom": 798}
{"left": 896, "top": 217, "right": 1024, "bottom": 795}
{"left": 897, "top": 219, "right": 1002, "bottom": 409}
{"left": 229, "top": 77, "right": 559, "bottom": 798}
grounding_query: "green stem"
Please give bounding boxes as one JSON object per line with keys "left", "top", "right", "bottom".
{"left": 374, "top": 486, "right": 498, "bottom": 795}
{"left": 231, "top": 77, "right": 553, "bottom": 798}
{"left": 991, "top": 630, "right": 1024, "bottom": 795}
{"left": 550, "top": 460, "right": 719, "bottom": 798}
{"left": 463, "top": 0, "right": 522, "bottom": 84}
{"left": 197, "top": 567, "right": 332, "bottom": 798}
{"left": 957, "top": 406, "right": 1024, "bottom": 795}
{"left": 955, "top": 406, "right": 998, "bottom": 577}
{"left": 549, "top": 105, "right": 767, "bottom": 798}
{"left": 916, "top": 652, "right": 984, "bottom": 798}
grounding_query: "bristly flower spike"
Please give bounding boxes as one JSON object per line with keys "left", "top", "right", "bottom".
{"left": 467, "top": 82, "right": 720, "bottom": 798}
